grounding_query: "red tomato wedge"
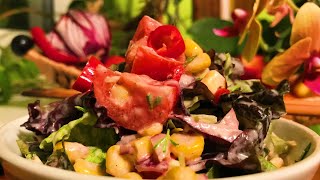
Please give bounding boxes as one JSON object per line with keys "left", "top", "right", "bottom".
{"left": 132, "top": 16, "right": 162, "bottom": 41}
{"left": 214, "top": 88, "right": 230, "bottom": 104}
{"left": 131, "top": 46, "right": 184, "bottom": 81}
{"left": 104, "top": 55, "right": 125, "bottom": 68}
{"left": 241, "top": 55, "right": 265, "bottom": 80}
{"left": 125, "top": 16, "right": 186, "bottom": 81}
{"left": 147, "top": 25, "right": 185, "bottom": 59}
{"left": 31, "top": 27, "right": 79, "bottom": 64}
{"left": 93, "top": 65, "right": 179, "bottom": 131}
{"left": 72, "top": 56, "right": 102, "bottom": 92}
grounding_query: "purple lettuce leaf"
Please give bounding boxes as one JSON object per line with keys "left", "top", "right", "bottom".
{"left": 22, "top": 91, "right": 115, "bottom": 136}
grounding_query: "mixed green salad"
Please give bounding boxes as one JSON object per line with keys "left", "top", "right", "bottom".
{"left": 17, "top": 16, "right": 308, "bottom": 179}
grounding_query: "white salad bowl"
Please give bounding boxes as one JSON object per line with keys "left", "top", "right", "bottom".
{"left": 0, "top": 116, "right": 319, "bottom": 180}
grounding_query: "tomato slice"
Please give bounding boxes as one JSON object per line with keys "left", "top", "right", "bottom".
{"left": 214, "top": 88, "right": 230, "bottom": 104}
{"left": 93, "top": 65, "right": 179, "bottom": 131}
{"left": 72, "top": 56, "right": 102, "bottom": 92}
{"left": 147, "top": 25, "right": 185, "bottom": 59}
{"left": 131, "top": 46, "right": 184, "bottom": 81}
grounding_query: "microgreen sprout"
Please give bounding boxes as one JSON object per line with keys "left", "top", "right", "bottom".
{"left": 153, "top": 129, "right": 179, "bottom": 153}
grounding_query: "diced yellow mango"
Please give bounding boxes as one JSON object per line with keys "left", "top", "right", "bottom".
{"left": 132, "top": 136, "right": 153, "bottom": 162}
{"left": 120, "top": 172, "right": 143, "bottom": 179}
{"left": 54, "top": 142, "right": 89, "bottom": 164}
{"left": 138, "top": 122, "right": 163, "bottom": 136}
{"left": 110, "top": 84, "right": 130, "bottom": 106}
{"left": 74, "top": 159, "right": 105, "bottom": 176}
{"left": 158, "top": 166, "right": 197, "bottom": 180}
{"left": 105, "top": 145, "right": 134, "bottom": 177}
{"left": 184, "top": 38, "right": 203, "bottom": 57}
{"left": 185, "top": 53, "right": 211, "bottom": 74}
{"left": 194, "top": 68, "right": 210, "bottom": 80}
{"left": 168, "top": 159, "right": 180, "bottom": 170}
{"left": 170, "top": 133, "right": 204, "bottom": 161}
{"left": 200, "top": 70, "right": 226, "bottom": 95}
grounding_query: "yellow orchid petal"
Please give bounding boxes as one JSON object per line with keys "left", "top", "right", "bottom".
{"left": 290, "top": 2, "right": 320, "bottom": 53}
{"left": 242, "top": 19, "right": 262, "bottom": 61}
{"left": 237, "top": 0, "right": 268, "bottom": 44}
{"left": 262, "top": 37, "right": 312, "bottom": 86}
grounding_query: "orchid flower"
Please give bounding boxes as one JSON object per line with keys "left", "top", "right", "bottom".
{"left": 262, "top": 2, "right": 320, "bottom": 94}
{"left": 266, "top": 0, "right": 298, "bottom": 27}
{"left": 213, "top": 0, "right": 298, "bottom": 62}
{"left": 213, "top": 0, "right": 267, "bottom": 61}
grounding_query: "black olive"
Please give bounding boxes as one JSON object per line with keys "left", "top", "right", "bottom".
{"left": 11, "top": 35, "right": 34, "bottom": 56}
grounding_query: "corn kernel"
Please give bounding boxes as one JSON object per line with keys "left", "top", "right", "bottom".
{"left": 170, "top": 133, "right": 204, "bottom": 161}
{"left": 106, "top": 145, "right": 134, "bottom": 177}
{"left": 158, "top": 166, "right": 197, "bottom": 180}
{"left": 200, "top": 70, "right": 226, "bottom": 95}
{"left": 120, "top": 172, "right": 143, "bottom": 179}
{"left": 74, "top": 159, "right": 105, "bottom": 176}
{"left": 54, "top": 142, "right": 89, "bottom": 164}
{"left": 138, "top": 122, "right": 163, "bottom": 136}
{"left": 132, "top": 136, "right": 153, "bottom": 162}
{"left": 184, "top": 38, "right": 203, "bottom": 57}
{"left": 110, "top": 84, "right": 130, "bottom": 106}
{"left": 185, "top": 53, "right": 211, "bottom": 74}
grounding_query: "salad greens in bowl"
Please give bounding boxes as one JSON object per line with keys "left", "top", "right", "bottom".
{"left": 0, "top": 16, "right": 320, "bottom": 180}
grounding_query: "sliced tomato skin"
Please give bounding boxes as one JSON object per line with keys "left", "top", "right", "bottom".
{"left": 132, "top": 16, "right": 162, "bottom": 41}
{"left": 31, "top": 27, "right": 79, "bottom": 64}
{"left": 147, "top": 25, "right": 185, "bottom": 59}
{"left": 240, "top": 55, "right": 265, "bottom": 80}
{"left": 214, "top": 88, "right": 230, "bottom": 104}
{"left": 104, "top": 55, "right": 125, "bottom": 68}
{"left": 93, "top": 65, "right": 179, "bottom": 131}
{"left": 131, "top": 46, "right": 184, "bottom": 81}
{"left": 72, "top": 56, "right": 102, "bottom": 92}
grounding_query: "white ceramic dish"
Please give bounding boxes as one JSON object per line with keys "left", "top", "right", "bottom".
{"left": 0, "top": 116, "right": 320, "bottom": 180}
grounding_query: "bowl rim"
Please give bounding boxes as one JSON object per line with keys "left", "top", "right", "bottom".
{"left": 0, "top": 116, "right": 320, "bottom": 180}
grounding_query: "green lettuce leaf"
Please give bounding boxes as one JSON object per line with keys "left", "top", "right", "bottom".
{"left": 85, "top": 147, "right": 106, "bottom": 165}
{"left": 16, "top": 132, "right": 51, "bottom": 163}
{"left": 40, "top": 111, "right": 97, "bottom": 150}
{"left": 258, "top": 156, "right": 277, "bottom": 172}
{"left": 40, "top": 111, "right": 119, "bottom": 151}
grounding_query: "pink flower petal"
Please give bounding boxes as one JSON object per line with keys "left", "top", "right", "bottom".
{"left": 212, "top": 27, "right": 239, "bottom": 37}
{"left": 304, "top": 55, "right": 320, "bottom": 95}
{"left": 212, "top": 8, "right": 248, "bottom": 37}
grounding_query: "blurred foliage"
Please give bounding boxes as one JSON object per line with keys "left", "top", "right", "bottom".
{"left": 0, "top": 47, "right": 43, "bottom": 104}
{"left": 101, "top": 0, "right": 192, "bottom": 56}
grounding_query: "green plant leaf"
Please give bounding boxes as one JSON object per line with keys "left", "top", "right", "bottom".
{"left": 188, "top": 18, "right": 240, "bottom": 55}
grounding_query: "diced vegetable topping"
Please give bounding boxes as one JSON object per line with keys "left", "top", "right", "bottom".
{"left": 148, "top": 25, "right": 185, "bottom": 59}
{"left": 72, "top": 56, "right": 102, "bottom": 92}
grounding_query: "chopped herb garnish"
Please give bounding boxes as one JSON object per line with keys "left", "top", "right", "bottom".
{"left": 154, "top": 96, "right": 162, "bottom": 107}
{"left": 153, "top": 129, "right": 179, "bottom": 153}
{"left": 146, "top": 93, "right": 162, "bottom": 109}
{"left": 185, "top": 55, "right": 196, "bottom": 65}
